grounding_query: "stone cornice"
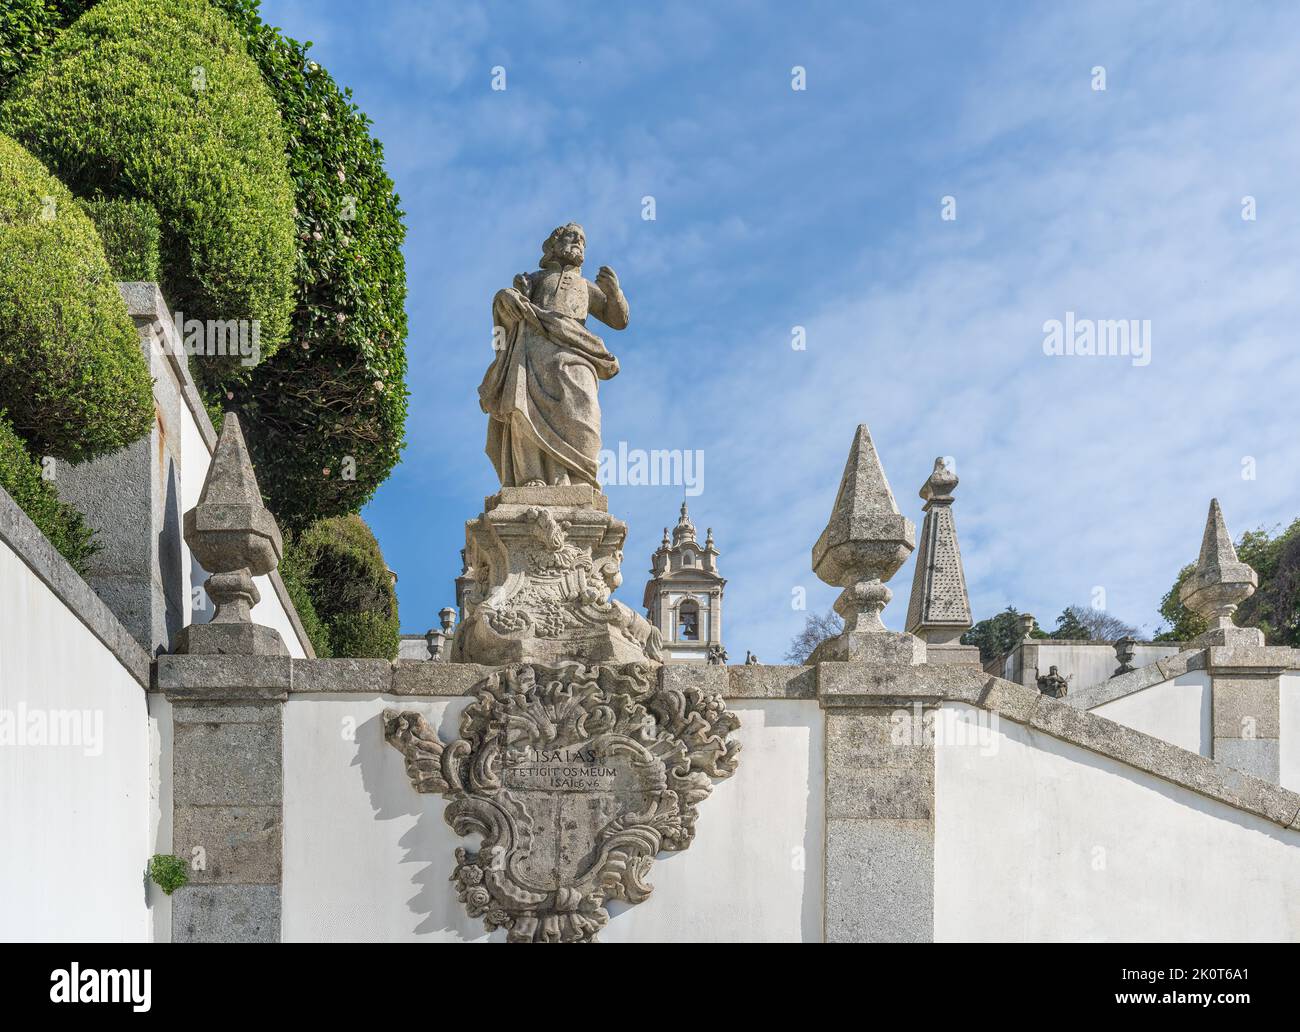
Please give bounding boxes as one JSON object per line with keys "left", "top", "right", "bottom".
{"left": 1205, "top": 645, "right": 1300, "bottom": 676}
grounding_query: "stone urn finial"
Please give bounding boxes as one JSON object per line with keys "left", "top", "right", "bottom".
{"left": 809, "top": 424, "right": 923, "bottom": 664}
{"left": 439, "top": 606, "right": 457, "bottom": 633}
{"left": 1113, "top": 634, "right": 1137, "bottom": 675}
{"left": 1179, "top": 499, "right": 1263, "bottom": 647}
{"left": 920, "top": 456, "right": 958, "bottom": 504}
{"left": 1020, "top": 612, "right": 1037, "bottom": 639}
{"left": 176, "top": 412, "right": 286, "bottom": 656}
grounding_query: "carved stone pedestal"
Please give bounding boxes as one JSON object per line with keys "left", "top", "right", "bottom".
{"left": 454, "top": 485, "right": 663, "bottom": 666}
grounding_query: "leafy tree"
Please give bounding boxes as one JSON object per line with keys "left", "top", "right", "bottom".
{"left": 1048, "top": 607, "right": 1090, "bottom": 639}
{"left": 1157, "top": 519, "right": 1300, "bottom": 646}
{"left": 1049, "top": 604, "right": 1137, "bottom": 641}
{"left": 217, "top": 0, "right": 409, "bottom": 529}
{"left": 0, "top": 1, "right": 93, "bottom": 97}
{"left": 785, "top": 609, "right": 843, "bottom": 663}
{"left": 962, "top": 606, "right": 1048, "bottom": 662}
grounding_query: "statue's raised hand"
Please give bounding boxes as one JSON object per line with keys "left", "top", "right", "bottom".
{"left": 596, "top": 265, "right": 619, "bottom": 292}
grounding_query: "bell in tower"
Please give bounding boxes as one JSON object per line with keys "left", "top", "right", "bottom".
{"left": 642, "top": 502, "right": 727, "bottom": 663}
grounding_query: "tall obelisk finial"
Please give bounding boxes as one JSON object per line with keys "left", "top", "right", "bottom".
{"left": 1179, "top": 498, "right": 1263, "bottom": 647}
{"left": 809, "top": 424, "right": 923, "bottom": 664}
{"left": 905, "top": 457, "right": 979, "bottom": 664}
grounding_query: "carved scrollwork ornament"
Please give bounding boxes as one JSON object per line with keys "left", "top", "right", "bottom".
{"left": 383, "top": 661, "right": 740, "bottom": 942}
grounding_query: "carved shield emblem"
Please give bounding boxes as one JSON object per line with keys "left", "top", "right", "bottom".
{"left": 383, "top": 662, "right": 740, "bottom": 942}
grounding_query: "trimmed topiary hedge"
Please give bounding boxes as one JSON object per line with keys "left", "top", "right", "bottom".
{"left": 82, "top": 196, "right": 160, "bottom": 282}
{"left": 0, "top": 1, "right": 92, "bottom": 98}
{"left": 0, "top": 0, "right": 297, "bottom": 387}
{"left": 283, "top": 514, "right": 399, "bottom": 660}
{"left": 0, "top": 131, "right": 153, "bottom": 462}
{"left": 216, "top": 0, "right": 408, "bottom": 529}
{"left": 0, "top": 411, "right": 97, "bottom": 574}
{"left": 277, "top": 544, "right": 332, "bottom": 658}
{"left": 1, "top": 0, "right": 409, "bottom": 529}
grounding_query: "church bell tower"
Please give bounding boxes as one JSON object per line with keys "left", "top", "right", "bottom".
{"left": 643, "top": 502, "right": 726, "bottom": 663}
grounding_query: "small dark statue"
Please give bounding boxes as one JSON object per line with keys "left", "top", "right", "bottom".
{"left": 1036, "top": 665, "right": 1070, "bottom": 699}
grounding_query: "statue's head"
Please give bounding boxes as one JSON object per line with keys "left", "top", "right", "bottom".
{"left": 540, "top": 222, "right": 585, "bottom": 269}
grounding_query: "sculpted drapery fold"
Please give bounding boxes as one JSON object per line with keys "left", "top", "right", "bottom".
{"left": 477, "top": 223, "right": 629, "bottom": 489}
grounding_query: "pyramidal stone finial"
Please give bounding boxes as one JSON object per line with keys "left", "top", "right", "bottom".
{"left": 905, "top": 458, "right": 979, "bottom": 664}
{"left": 176, "top": 412, "right": 287, "bottom": 655}
{"left": 1179, "top": 498, "right": 1262, "bottom": 647}
{"left": 810, "top": 424, "right": 922, "bottom": 664}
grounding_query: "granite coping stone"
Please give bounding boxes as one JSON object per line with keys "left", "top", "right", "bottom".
{"left": 659, "top": 662, "right": 817, "bottom": 700}
{"left": 1206, "top": 645, "right": 1300, "bottom": 674}
{"left": 390, "top": 660, "right": 499, "bottom": 696}
{"left": 816, "top": 661, "right": 985, "bottom": 706}
{"left": 294, "top": 658, "right": 394, "bottom": 694}
{"left": 810, "top": 660, "right": 1300, "bottom": 828}
{"left": 156, "top": 655, "right": 292, "bottom": 699}
{"left": 0, "top": 482, "right": 152, "bottom": 688}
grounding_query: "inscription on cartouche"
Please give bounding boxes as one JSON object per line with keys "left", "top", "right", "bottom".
{"left": 504, "top": 746, "right": 621, "bottom": 791}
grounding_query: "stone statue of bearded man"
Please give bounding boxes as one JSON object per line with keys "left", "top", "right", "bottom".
{"left": 478, "top": 223, "right": 629, "bottom": 489}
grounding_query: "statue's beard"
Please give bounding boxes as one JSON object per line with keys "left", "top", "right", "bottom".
{"left": 558, "top": 246, "right": 584, "bottom": 267}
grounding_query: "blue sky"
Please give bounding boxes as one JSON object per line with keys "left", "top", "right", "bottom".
{"left": 262, "top": 0, "right": 1300, "bottom": 650}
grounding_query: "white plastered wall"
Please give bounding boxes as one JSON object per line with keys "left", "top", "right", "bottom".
{"left": 280, "top": 695, "right": 823, "bottom": 942}
{"left": 0, "top": 543, "right": 152, "bottom": 941}
{"left": 1281, "top": 673, "right": 1300, "bottom": 792}
{"left": 934, "top": 703, "right": 1300, "bottom": 941}
{"left": 1091, "top": 669, "right": 1211, "bottom": 756}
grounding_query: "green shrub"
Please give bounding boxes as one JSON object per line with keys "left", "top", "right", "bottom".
{"left": 278, "top": 543, "right": 332, "bottom": 658}
{"left": 147, "top": 853, "right": 188, "bottom": 895}
{"left": 0, "top": 0, "right": 297, "bottom": 387}
{"left": 82, "top": 196, "right": 159, "bottom": 282}
{"left": 0, "top": 1, "right": 92, "bottom": 99}
{"left": 284, "top": 514, "right": 399, "bottom": 660}
{"left": 216, "top": 0, "right": 408, "bottom": 528}
{"left": 0, "top": 132, "right": 152, "bottom": 462}
{"left": 328, "top": 610, "right": 401, "bottom": 661}
{"left": 0, "top": 411, "right": 97, "bottom": 574}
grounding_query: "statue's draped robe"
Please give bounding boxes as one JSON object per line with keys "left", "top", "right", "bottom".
{"left": 478, "top": 266, "right": 625, "bottom": 488}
